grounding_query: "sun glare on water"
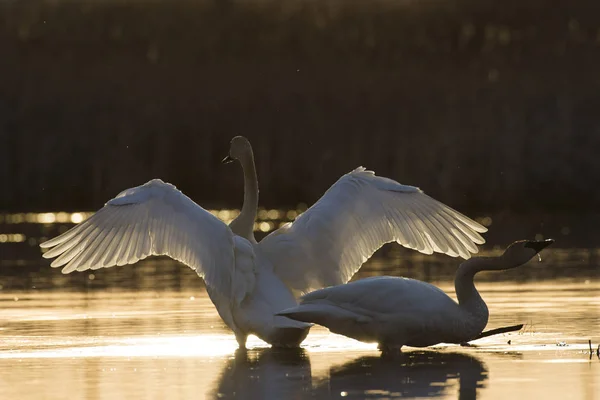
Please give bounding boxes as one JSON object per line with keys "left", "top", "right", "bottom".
{"left": 0, "top": 335, "right": 242, "bottom": 360}
{"left": 0, "top": 330, "right": 378, "bottom": 360}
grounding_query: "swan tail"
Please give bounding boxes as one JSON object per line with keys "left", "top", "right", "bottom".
{"left": 273, "top": 315, "right": 313, "bottom": 329}
{"left": 277, "top": 304, "right": 370, "bottom": 327}
{"left": 249, "top": 316, "right": 311, "bottom": 348}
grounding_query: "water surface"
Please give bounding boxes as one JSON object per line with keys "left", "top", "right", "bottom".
{"left": 0, "top": 277, "right": 598, "bottom": 399}
{"left": 0, "top": 214, "right": 599, "bottom": 399}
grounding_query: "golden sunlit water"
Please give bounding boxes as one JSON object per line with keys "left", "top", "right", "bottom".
{"left": 0, "top": 211, "right": 599, "bottom": 399}
{"left": 0, "top": 283, "right": 598, "bottom": 400}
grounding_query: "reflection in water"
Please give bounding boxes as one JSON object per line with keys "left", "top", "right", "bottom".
{"left": 210, "top": 348, "right": 488, "bottom": 400}
{"left": 211, "top": 348, "right": 312, "bottom": 399}
{"left": 314, "top": 351, "right": 488, "bottom": 399}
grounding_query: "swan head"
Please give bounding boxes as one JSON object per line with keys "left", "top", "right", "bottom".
{"left": 222, "top": 136, "right": 253, "bottom": 164}
{"left": 501, "top": 239, "right": 554, "bottom": 268}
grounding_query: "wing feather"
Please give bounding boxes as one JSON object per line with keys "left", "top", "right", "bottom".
{"left": 76, "top": 208, "right": 125, "bottom": 269}
{"left": 413, "top": 200, "right": 455, "bottom": 254}
{"left": 258, "top": 167, "right": 487, "bottom": 293}
{"left": 404, "top": 196, "right": 447, "bottom": 252}
{"left": 40, "top": 179, "right": 241, "bottom": 299}
{"left": 99, "top": 214, "right": 131, "bottom": 268}
{"left": 116, "top": 219, "right": 137, "bottom": 267}
{"left": 421, "top": 205, "right": 463, "bottom": 257}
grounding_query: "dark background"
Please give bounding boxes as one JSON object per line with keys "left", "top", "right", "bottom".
{"left": 1, "top": 0, "right": 599, "bottom": 216}
{"left": 2, "top": 0, "right": 600, "bottom": 287}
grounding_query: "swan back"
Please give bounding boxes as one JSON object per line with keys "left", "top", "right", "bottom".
{"left": 300, "top": 276, "right": 457, "bottom": 316}
{"left": 279, "top": 276, "right": 470, "bottom": 346}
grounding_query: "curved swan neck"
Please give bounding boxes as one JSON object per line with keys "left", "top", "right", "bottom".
{"left": 230, "top": 151, "right": 258, "bottom": 243}
{"left": 453, "top": 257, "right": 502, "bottom": 328}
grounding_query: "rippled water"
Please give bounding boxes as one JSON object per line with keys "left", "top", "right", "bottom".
{"left": 0, "top": 274, "right": 598, "bottom": 399}
{"left": 0, "top": 214, "right": 599, "bottom": 399}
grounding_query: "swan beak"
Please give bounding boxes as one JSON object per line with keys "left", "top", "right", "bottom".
{"left": 221, "top": 155, "right": 235, "bottom": 164}
{"left": 524, "top": 239, "right": 554, "bottom": 253}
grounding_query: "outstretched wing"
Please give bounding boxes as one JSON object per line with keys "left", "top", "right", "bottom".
{"left": 40, "top": 179, "right": 238, "bottom": 299}
{"left": 258, "top": 167, "right": 487, "bottom": 293}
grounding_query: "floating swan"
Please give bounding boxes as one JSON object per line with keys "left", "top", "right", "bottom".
{"left": 40, "top": 136, "right": 487, "bottom": 348}
{"left": 278, "top": 239, "right": 554, "bottom": 352}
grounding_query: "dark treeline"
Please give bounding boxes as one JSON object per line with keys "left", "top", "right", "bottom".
{"left": 1, "top": 0, "right": 599, "bottom": 213}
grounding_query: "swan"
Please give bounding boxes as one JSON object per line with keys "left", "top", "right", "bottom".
{"left": 39, "top": 136, "right": 487, "bottom": 348}
{"left": 278, "top": 239, "right": 554, "bottom": 352}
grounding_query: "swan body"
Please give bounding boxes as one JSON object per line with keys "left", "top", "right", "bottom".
{"left": 228, "top": 255, "right": 311, "bottom": 346}
{"left": 40, "top": 136, "right": 488, "bottom": 348}
{"left": 278, "top": 239, "right": 554, "bottom": 350}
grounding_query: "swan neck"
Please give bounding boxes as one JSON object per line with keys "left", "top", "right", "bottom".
{"left": 241, "top": 153, "right": 259, "bottom": 223}
{"left": 454, "top": 257, "right": 500, "bottom": 329}
{"left": 231, "top": 152, "right": 258, "bottom": 242}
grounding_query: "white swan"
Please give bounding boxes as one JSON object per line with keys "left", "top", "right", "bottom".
{"left": 278, "top": 239, "right": 554, "bottom": 351}
{"left": 39, "top": 136, "right": 487, "bottom": 348}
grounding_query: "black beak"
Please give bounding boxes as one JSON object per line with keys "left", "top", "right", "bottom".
{"left": 221, "top": 155, "right": 235, "bottom": 164}
{"left": 524, "top": 239, "right": 554, "bottom": 253}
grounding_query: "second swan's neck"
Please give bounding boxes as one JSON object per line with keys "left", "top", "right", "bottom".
{"left": 453, "top": 257, "right": 502, "bottom": 330}
{"left": 229, "top": 153, "right": 258, "bottom": 243}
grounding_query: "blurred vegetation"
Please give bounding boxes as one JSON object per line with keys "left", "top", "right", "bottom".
{"left": 1, "top": 0, "right": 600, "bottom": 214}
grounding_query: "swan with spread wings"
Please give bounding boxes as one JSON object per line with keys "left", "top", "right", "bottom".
{"left": 40, "top": 136, "right": 487, "bottom": 348}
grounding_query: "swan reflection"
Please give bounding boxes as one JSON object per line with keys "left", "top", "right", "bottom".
{"left": 211, "top": 348, "right": 312, "bottom": 399}
{"left": 313, "top": 351, "right": 488, "bottom": 399}
{"left": 212, "top": 348, "right": 488, "bottom": 399}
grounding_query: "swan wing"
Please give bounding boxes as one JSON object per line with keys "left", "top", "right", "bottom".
{"left": 278, "top": 277, "right": 458, "bottom": 330}
{"left": 258, "top": 167, "right": 487, "bottom": 292}
{"left": 299, "top": 276, "right": 454, "bottom": 316}
{"left": 40, "top": 179, "right": 247, "bottom": 301}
